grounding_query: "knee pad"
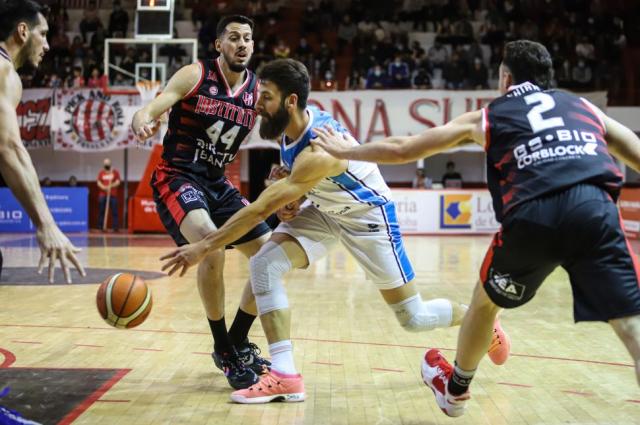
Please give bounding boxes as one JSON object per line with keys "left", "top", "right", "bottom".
{"left": 250, "top": 241, "right": 292, "bottom": 315}
{"left": 391, "top": 295, "right": 453, "bottom": 332}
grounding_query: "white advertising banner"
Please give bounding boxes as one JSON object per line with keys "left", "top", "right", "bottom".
{"left": 391, "top": 189, "right": 500, "bottom": 234}
{"left": 50, "top": 89, "right": 161, "bottom": 152}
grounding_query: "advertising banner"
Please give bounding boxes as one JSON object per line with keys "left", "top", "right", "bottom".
{"left": 0, "top": 187, "right": 88, "bottom": 233}
{"left": 17, "top": 88, "right": 53, "bottom": 150}
{"left": 391, "top": 189, "right": 499, "bottom": 235}
{"left": 619, "top": 188, "right": 640, "bottom": 239}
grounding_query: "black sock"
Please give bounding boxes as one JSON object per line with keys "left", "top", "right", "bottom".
{"left": 208, "top": 317, "right": 233, "bottom": 354}
{"left": 448, "top": 362, "right": 475, "bottom": 396}
{"left": 228, "top": 308, "right": 257, "bottom": 347}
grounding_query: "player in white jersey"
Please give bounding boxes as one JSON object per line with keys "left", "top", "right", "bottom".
{"left": 160, "top": 59, "right": 510, "bottom": 403}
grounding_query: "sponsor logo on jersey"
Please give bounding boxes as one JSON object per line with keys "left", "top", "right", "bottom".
{"left": 243, "top": 92, "right": 253, "bottom": 106}
{"left": 440, "top": 194, "right": 472, "bottom": 229}
{"left": 178, "top": 184, "right": 204, "bottom": 204}
{"left": 206, "top": 70, "right": 218, "bottom": 81}
{"left": 487, "top": 269, "right": 525, "bottom": 301}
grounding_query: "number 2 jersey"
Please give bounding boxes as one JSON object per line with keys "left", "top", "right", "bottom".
{"left": 484, "top": 82, "right": 623, "bottom": 222}
{"left": 161, "top": 58, "right": 259, "bottom": 178}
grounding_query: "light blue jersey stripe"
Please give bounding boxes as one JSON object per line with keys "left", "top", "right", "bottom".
{"left": 380, "top": 202, "right": 415, "bottom": 283}
{"left": 330, "top": 173, "right": 388, "bottom": 206}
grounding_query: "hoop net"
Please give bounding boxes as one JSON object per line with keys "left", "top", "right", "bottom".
{"left": 136, "top": 80, "right": 161, "bottom": 105}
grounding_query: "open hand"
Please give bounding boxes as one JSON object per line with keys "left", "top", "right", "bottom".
{"left": 160, "top": 241, "right": 208, "bottom": 277}
{"left": 311, "top": 126, "right": 354, "bottom": 159}
{"left": 36, "top": 225, "right": 86, "bottom": 284}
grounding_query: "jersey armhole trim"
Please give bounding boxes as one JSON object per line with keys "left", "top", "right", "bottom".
{"left": 183, "top": 61, "right": 205, "bottom": 100}
{"left": 482, "top": 107, "right": 491, "bottom": 152}
{"left": 580, "top": 97, "right": 607, "bottom": 134}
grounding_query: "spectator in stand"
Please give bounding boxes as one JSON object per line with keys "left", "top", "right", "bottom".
{"left": 250, "top": 39, "right": 273, "bottom": 72}
{"left": 69, "top": 67, "right": 85, "bottom": 89}
{"left": 575, "top": 36, "right": 596, "bottom": 62}
{"left": 79, "top": 0, "right": 102, "bottom": 43}
{"left": 412, "top": 67, "right": 431, "bottom": 89}
{"left": 293, "top": 37, "right": 313, "bottom": 71}
{"left": 365, "top": 64, "right": 388, "bottom": 89}
{"left": 68, "top": 176, "right": 78, "bottom": 187}
{"left": 388, "top": 54, "right": 410, "bottom": 88}
{"left": 41, "top": 177, "right": 52, "bottom": 187}
{"left": 90, "top": 24, "right": 107, "bottom": 57}
{"left": 347, "top": 68, "right": 366, "bottom": 90}
{"left": 443, "top": 51, "right": 465, "bottom": 89}
{"left": 466, "top": 57, "right": 489, "bottom": 89}
{"left": 357, "top": 15, "right": 376, "bottom": 43}
{"left": 48, "top": 73, "right": 63, "bottom": 88}
{"left": 337, "top": 15, "right": 357, "bottom": 54}
{"left": 315, "top": 41, "right": 335, "bottom": 78}
{"left": 428, "top": 41, "right": 449, "bottom": 71}
{"left": 109, "top": 0, "right": 129, "bottom": 37}
{"left": 87, "top": 67, "right": 108, "bottom": 90}
{"left": 412, "top": 168, "right": 432, "bottom": 189}
{"left": 320, "top": 70, "right": 338, "bottom": 91}
{"left": 442, "top": 161, "right": 463, "bottom": 188}
{"left": 572, "top": 59, "right": 593, "bottom": 90}
{"left": 70, "top": 36, "right": 85, "bottom": 62}
{"left": 273, "top": 38, "right": 290, "bottom": 59}
{"left": 97, "top": 158, "right": 121, "bottom": 232}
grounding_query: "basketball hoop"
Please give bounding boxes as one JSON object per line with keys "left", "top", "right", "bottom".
{"left": 136, "top": 80, "right": 161, "bottom": 106}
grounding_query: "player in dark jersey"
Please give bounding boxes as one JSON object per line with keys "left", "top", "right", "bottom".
{"left": 312, "top": 40, "right": 640, "bottom": 416}
{"left": 0, "top": 0, "right": 85, "bottom": 286}
{"left": 132, "top": 15, "right": 271, "bottom": 390}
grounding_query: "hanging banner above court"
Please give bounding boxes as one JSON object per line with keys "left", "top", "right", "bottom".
{"left": 17, "top": 88, "right": 53, "bottom": 150}
{"left": 50, "top": 89, "right": 161, "bottom": 152}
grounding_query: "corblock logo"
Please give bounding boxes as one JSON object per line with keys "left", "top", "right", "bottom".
{"left": 440, "top": 194, "right": 472, "bottom": 229}
{"left": 61, "top": 90, "right": 124, "bottom": 149}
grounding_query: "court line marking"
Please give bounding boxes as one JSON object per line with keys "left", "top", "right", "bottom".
{"left": 58, "top": 369, "right": 131, "bottom": 425}
{"left": 0, "top": 323, "right": 634, "bottom": 369}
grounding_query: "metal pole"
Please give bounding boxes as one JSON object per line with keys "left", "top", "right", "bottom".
{"left": 123, "top": 148, "right": 129, "bottom": 230}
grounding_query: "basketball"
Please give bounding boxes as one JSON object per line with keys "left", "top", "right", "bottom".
{"left": 96, "top": 273, "right": 152, "bottom": 329}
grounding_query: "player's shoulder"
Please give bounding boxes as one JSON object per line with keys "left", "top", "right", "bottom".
{"left": 0, "top": 60, "right": 20, "bottom": 99}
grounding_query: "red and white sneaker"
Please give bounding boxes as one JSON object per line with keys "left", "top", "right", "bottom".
{"left": 487, "top": 318, "right": 511, "bottom": 365}
{"left": 421, "top": 349, "right": 471, "bottom": 417}
{"left": 230, "top": 369, "right": 305, "bottom": 404}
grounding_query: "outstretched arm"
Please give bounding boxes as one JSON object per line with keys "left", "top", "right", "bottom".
{"left": 131, "top": 62, "right": 201, "bottom": 140}
{"left": 0, "top": 66, "right": 85, "bottom": 283}
{"left": 160, "top": 148, "right": 346, "bottom": 276}
{"left": 312, "top": 110, "right": 484, "bottom": 164}
{"left": 601, "top": 116, "right": 640, "bottom": 172}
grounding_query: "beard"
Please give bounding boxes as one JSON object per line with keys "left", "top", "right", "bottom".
{"left": 259, "top": 102, "right": 290, "bottom": 140}
{"left": 222, "top": 50, "right": 248, "bottom": 72}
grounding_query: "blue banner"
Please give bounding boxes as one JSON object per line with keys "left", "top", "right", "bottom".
{"left": 0, "top": 187, "right": 88, "bottom": 232}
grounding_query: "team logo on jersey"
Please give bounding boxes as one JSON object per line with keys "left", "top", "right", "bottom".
{"left": 440, "top": 194, "right": 472, "bottom": 229}
{"left": 487, "top": 269, "right": 525, "bottom": 301}
{"left": 243, "top": 92, "right": 254, "bottom": 106}
{"left": 59, "top": 90, "right": 125, "bottom": 150}
{"left": 178, "top": 183, "right": 204, "bottom": 204}
{"left": 209, "top": 86, "right": 219, "bottom": 96}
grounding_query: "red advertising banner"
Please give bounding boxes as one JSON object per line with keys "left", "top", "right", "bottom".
{"left": 619, "top": 188, "right": 640, "bottom": 239}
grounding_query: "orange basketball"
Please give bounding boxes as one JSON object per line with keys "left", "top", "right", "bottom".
{"left": 96, "top": 273, "right": 152, "bottom": 329}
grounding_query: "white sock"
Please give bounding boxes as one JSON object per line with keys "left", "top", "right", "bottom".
{"left": 269, "top": 340, "right": 297, "bottom": 375}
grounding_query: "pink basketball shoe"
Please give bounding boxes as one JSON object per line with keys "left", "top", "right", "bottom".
{"left": 230, "top": 369, "right": 305, "bottom": 404}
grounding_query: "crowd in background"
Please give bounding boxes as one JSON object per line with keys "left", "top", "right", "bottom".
{"left": 20, "top": 0, "right": 640, "bottom": 104}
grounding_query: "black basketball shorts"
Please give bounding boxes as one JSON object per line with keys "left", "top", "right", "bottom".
{"left": 151, "top": 163, "right": 271, "bottom": 247}
{"left": 480, "top": 184, "right": 640, "bottom": 322}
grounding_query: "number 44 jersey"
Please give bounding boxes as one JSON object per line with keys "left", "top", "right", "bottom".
{"left": 484, "top": 82, "right": 623, "bottom": 222}
{"left": 160, "top": 58, "right": 259, "bottom": 178}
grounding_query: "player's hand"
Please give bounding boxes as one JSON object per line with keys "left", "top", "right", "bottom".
{"left": 131, "top": 111, "right": 160, "bottom": 142}
{"left": 277, "top": 199, "right": 303, "bottom": 222}
{"left": 160, "top": 241, "right": 208, "bottom": 277}
{"left": 268, "top": 165, "right": 290, "bottom": 181}
{"left": 311, "top": 126, "right": 354, "bottom": 159}
{"left": 36, "top": 224, "right": 86, "bottom": 284}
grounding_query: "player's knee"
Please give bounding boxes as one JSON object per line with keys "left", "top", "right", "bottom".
{"left": 392, "top": 296, "right": 453, "bottom": 332}
{"left": 249, "top": 241, "right": 292, "bottom": 315}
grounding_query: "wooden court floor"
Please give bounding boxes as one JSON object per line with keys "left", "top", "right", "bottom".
{"left": 0, "top": 233, "right": 639, "bottom": 425}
